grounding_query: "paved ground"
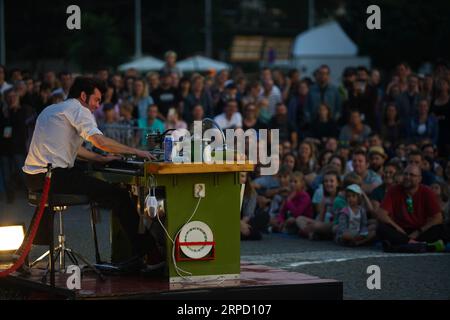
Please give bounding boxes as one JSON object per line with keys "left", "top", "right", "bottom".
{"left": 2, "top": 194, "right": 450, "bottom": 300}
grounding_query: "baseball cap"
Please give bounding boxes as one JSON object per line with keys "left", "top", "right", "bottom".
{"left": 346, "top": 184, "right": 363, "bottom": 195}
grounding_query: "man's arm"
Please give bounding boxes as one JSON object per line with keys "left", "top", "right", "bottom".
{"left": 87, "top": 134, "right": 154, "bottom": 160}
{"left": 376, "top": 207, "right": 406, "bottom": 234}
{"left": 77, "top": 146, "right": 122, "bottom": 163}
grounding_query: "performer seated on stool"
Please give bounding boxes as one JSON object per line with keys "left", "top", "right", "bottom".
{"left": 18, "top": 76, "right": 161, "bottom": 271}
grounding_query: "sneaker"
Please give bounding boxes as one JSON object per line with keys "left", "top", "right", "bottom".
{"left": 426, "top": 240, "right": 446, "bottom": 252}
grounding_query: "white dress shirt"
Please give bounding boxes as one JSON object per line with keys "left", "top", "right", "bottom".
{"left": 23, "top": 99, "right": 103, "bottom": 174}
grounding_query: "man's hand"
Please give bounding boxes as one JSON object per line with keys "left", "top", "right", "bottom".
{"left": 135, "top": 149, "right": 156, "bottom": 161}
{"left": 409, "top": 230, "right": 420, "bottom": 240}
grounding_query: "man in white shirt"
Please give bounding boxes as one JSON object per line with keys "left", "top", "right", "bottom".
{"left": 0, "top": 65, "right": 13, "bottom": 94}
{"left": 213, "top": 99, "right": 242, "bottom": 130}
{"left": 20, "top": 77, "right": 158, "bottom": 268}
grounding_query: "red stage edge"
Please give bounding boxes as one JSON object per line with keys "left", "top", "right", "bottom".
{"left": 0, "top": 262, "right": 343, "bottom": 300}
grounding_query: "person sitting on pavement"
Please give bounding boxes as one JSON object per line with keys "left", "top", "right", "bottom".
{"left": 271, "top": 171, "right": 313, "bottom": 235}
{"left": 376, "top": 164, "right": 450, "bottom": 252}
{"left": 335, "top": 184, "right": 376, "bottom": 246}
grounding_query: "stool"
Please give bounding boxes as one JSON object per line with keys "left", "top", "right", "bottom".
{"left": 27, "top": 192, "right": 104, "bottom": 286}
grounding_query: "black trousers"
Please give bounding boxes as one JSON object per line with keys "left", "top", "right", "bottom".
{"left": 377, "top": 222, "right": 450, "bottom": 246}
{"left": 24, "top": 167, "right": 152, "bottom": 257}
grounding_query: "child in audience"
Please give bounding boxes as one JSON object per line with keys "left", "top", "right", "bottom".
{"left": 335, "top": 184, "right": 376, "bottom": 246}
{"left": 297, "top": 169, "right": 341, "bottom": 239}
{"left": 272, "top": 172, "right": 313, "bottom": 234}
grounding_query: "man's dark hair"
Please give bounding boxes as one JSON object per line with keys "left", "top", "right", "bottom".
{"left": 408, "top": 149, "right": 423, "bottom": 160}
{"left": 68, "top": 77, "right": 106, "bottom": 99}
{"left": 357, "top": 66, "right": 369, "bottom": 74}
{"left": 352, "top": 148, "right": 368, "bottom": 162}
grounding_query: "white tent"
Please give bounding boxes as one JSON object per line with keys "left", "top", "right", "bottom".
{"left": 293, "top": 21, "right": 358, "bottom": 56}
{"left": 118, "top": 56, "right": 164, "bottom": 72}
{"left": 177, "top": 55, "right": 230, "bottom": 72}
{"left": 291, "top": 21, "right": 370, "bottom": 84}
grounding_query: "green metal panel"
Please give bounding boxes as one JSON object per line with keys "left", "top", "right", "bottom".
{"left": 158, "top": 172, "right": 241, "bottom": 279}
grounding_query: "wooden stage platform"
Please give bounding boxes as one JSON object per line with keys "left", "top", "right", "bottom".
{"left": 0, "top": 263, "right": 342, "bottom": 300}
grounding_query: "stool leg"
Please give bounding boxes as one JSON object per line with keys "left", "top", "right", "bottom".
{"left": 49, "top": 212, "right": 55, "bottom": 287}
{"left": 90, "top": 204, "right": 102, "bottom": 264}
{"left": 57, "top": 210, "right": 66, "bottom": 271}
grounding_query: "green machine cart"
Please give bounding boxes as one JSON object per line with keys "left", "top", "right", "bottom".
{"left": 93, "top": 162, "right": 254, "bottom": 282}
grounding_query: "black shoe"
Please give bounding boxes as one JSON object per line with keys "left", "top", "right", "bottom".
{"left": 113, "top": 255, "right": 145, "bottom": 273}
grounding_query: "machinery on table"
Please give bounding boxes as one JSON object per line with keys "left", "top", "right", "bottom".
{"left": 91, "top": 121, "right": 253, "bottom": 282}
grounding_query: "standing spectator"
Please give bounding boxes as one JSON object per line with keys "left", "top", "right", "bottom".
{"left": 0, "top": 65, "right": 13, "bottom": 94}
{"left": 339, "top": 109, "right": 372, "bottom": 144}
{"left": 160, "top": 50, "right": 183, "bottom": 78}
{"left": 380, "top": 102, "right": 403, "bottom": 152}
{"left": 268, "top": 103, "right": 297, "bottom": 147}
{"left": 210, "top": 69, "right": 230, "bottom": 114}
{"left": 396, "top": 74, "right": 420, "bottom": 121}
{"left": 0, "top": 89, "right": 29, "bottom": 202}
{"left": 43, "top": 70, "right": 59, "bottom": 91}
{"left": 214, "top": 99, "right": 242, "bottom": 130}
{"left": 256, "top": 98, "right": 271, "bottom": 125}
{"left": 184, "top": 75, "right": 213, "bottom": 122}
{"left": 146, "top": 72, "right": 160, "bottom": 94}
{"left": 287, "top": 80, "right": 309, "bottom": 135}
{"left": 260, "top": 79, "right": 282, "bottom": 117}
{"left": 151, "top": 72, "right": 181, "bottom": 118}
{"left": 59, "top": 71, "right": 73, "bottom": 99}
{"left": 165, "top": 108, "right": 187, "bottom": 130}
{"left": 406, "top": 98, "right": 439, "bottom": 146}
{"left": 407, "top": 150, "right": 436, "bottom": 186}
{"left": 430, "top": 78, "right": 450, "bottom": 157}
{"left": 94, "top": 83, "right": 120, "bottom": 123}
{"left": 309, "top": 103, "right": 339, "bottom": 143}
{"left": 305, "top": 65, "right": 342, "bottom": 122}
{"left": 140, "top": 104, "right": 165, "bottom": 135}
{"left": 338, "top": 67, "right": 357, "bottom": 102}
{"left": 376, "top": 164, "right": 449, "bottom": 251}
{"left": 341, "top": 67, "right": 378, "bottom": 129}
{"left": 240, "top": 172, "right": 264, "bottom": 241}
{"left": 96, "top": 68, "right": 109, "bottom": 82}
{"left": 241, "top": 81, "right": 262, "bottom": 107}
{"left": 130, "top": 78, "right": 154, "bottom": 123}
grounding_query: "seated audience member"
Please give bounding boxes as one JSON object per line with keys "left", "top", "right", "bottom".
{"left": 376, "top": 164, "right": 450, "bottom": 252}
{"left": 268, "top": 168, "right": 292, "bottom": 228}
{"left": 213, "top": 99, "right": 242, "bottom": 130}
{"left": 271, "top": 172, "right": 313, "bottom": 234}
{"left": 431, "top": 182, "right": 449, "bottom": 225}
{"left": 407, "top": 150, "right": 436, "bottom": 186}
{"left": 339, "top": 109, "right": 372, "bottom": 144}
{"left": 281, "top": 153, "right": 297, "bottom": 173}
{"left": 240, "top": 172, "right": 266, "bottom": 241}
{"left": 368, "top": 146, "right": 388, "bottom": 176}
{"left": 406, "top": 99, "right": 439, "bottom": 146}
{"left": 335, "top": 184, "right": 376, "bottom": 246}
{"left": 351, "top": 148, "right": 383, "bottom": 195}
{"left": 297, "top": 170, "right": 341, "bottom": 240}
{"left": 370, "top": 161, "right": 403, "bottom": 211}
{"left": 296, "top": 141, "right": 317, "bottom": 175}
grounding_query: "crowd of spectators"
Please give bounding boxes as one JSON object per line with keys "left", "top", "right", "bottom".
{"left": 1, "top": 52, "right": 449, "bottom": 252}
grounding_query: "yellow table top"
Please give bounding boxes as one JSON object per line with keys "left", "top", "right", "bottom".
{"left": 145, "top": 162, "right": 255, "bottom": 175}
